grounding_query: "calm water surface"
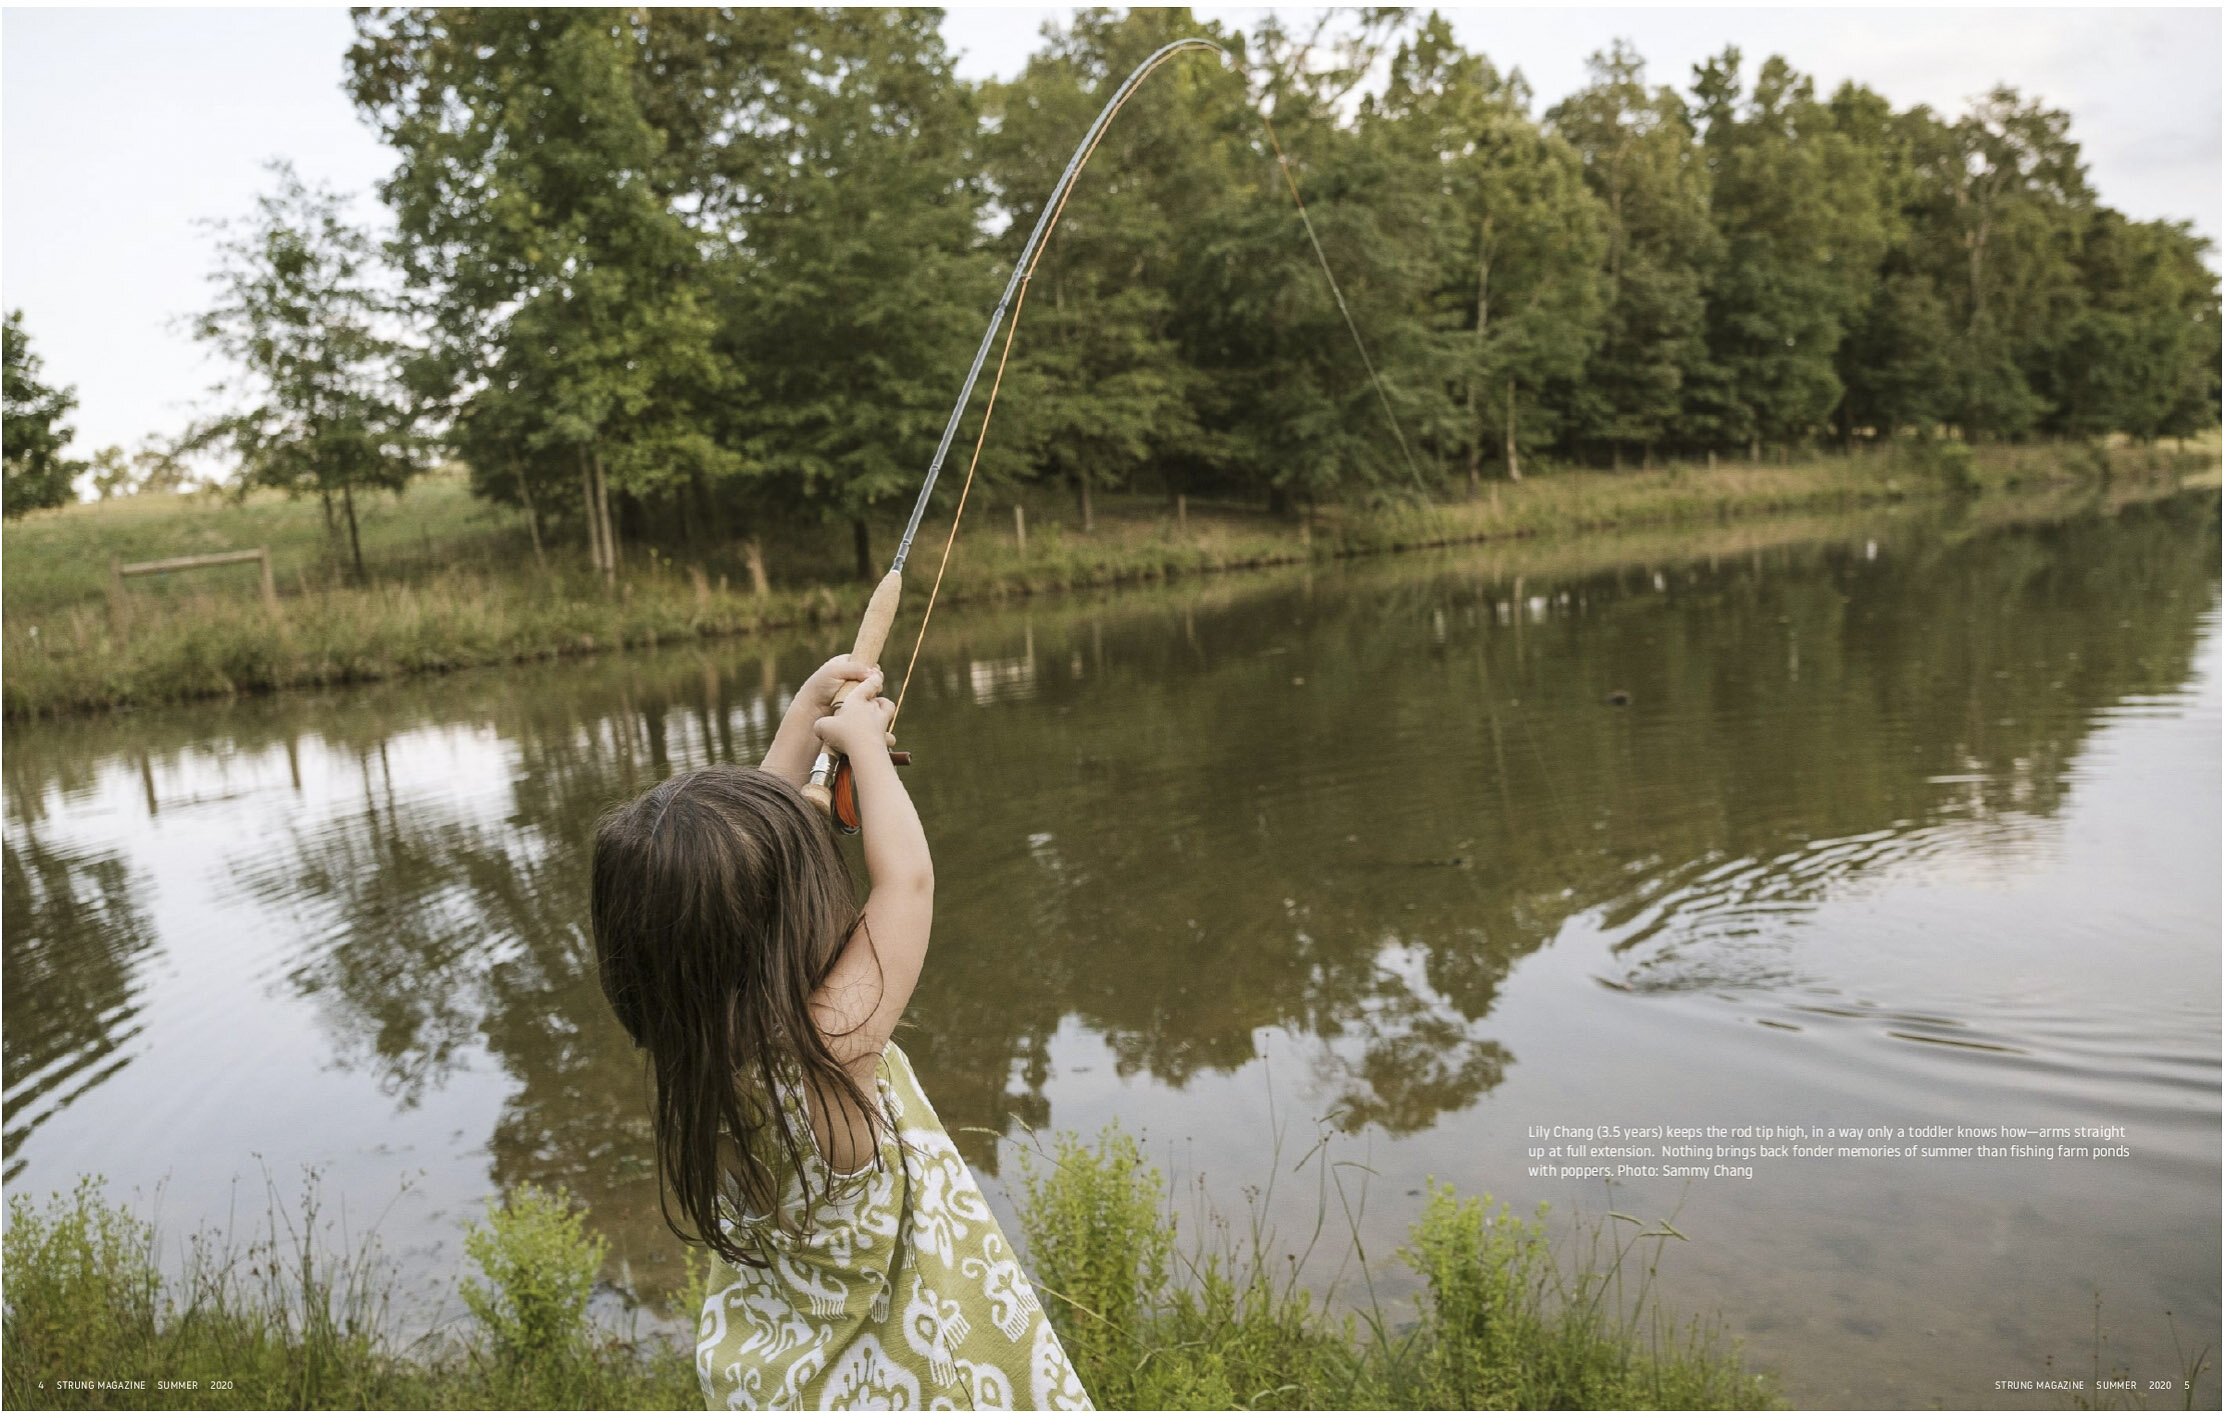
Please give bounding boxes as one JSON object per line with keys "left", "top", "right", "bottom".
{"left": 6, "top": 492, "right": 2218, "bottom": 1408}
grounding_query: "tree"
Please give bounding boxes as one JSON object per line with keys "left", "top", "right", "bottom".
{"left": 3, "top": 310, "right": 86, "bottom": 517}
{"left": 1839, "top": 273, "right": 1957, "bottom": 438}
{"left": 1901, "top": 87, "right": 2092, "bottom": 438}
{"left": 186, "top": 164, "right": 422, "bottom": 580}
{"left": 2043, "top": 213, "right": 2220, "bottom": 441}
{"left": 131, "top": 440, "right": 190, "bottom": 496}
{"left": 350, "top": 8, "right": 734, "bottom": 588}
{"left": 709, "top": 9, "right": 993, "bottom": 576}
{"left": 1368, "top": 16, "right": 1604, "bottom": 486}
{"left": 1177, "top": 8, "right": 1446, "bottom": 509}
{"left": 1546, "top": 44, "right": 1718, "bottom": 466}
{"left": 1830, "top": 80, "right": 1956, "bottom": 441}
{"left": 1692, "top": 49, "right": 1886, "bottom": 458}
{"left": 980, "top": 8, "right": 1226, "bottom": 525}
{"left": 87, "top": 446, "right": 135, "bottom": 500}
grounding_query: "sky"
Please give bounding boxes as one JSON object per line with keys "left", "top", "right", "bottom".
{"left": 4, "top": 6, "right": 2218, "bottom": 463}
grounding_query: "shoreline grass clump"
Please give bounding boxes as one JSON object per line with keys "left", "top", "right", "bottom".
{"left": 1015, "top": 1124, "right": 1782, "bottom": 1410}
{"left": 1, "top": 1175, "right": 695, "bottom": 1411}
{"left": 2, "top": 439, "right": 2214, "bottom": 720}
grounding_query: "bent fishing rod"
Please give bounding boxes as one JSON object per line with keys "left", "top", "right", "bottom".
{"left": 804, "top": 36, "right": 1419, "bottom": 829}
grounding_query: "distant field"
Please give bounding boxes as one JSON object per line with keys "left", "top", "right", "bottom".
{"left": 4, "top": 438, "right": 2213, "bottom": 719}
{"left": 1, "top": 472, "right": 531, "bottom": 618}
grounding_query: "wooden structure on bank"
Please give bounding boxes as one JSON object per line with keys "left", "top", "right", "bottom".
{"left": 108, "top": 546, "right": 277, "bottom": 631}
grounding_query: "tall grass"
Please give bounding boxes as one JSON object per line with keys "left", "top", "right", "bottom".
{"left": 4, "top": 438, "right": 2213, "bottom": 719}
{"left": 1, "top": 1174, "right": 696, "bottom": 1411}
{"left": 1014, "top": 1124, "right": 1782, "bottom": 1410}
{"left": 5, "top": 1132, "right": 1782, "bottom": 1411}
{"left": 15, "top": 1126, "right": 2213, "bottom": 1410}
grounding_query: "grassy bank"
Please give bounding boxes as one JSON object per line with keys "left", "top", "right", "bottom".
{"left": 1013, "top": 1127, "right": 1778, "bottom": 1410}
{"left": 2, "top": 1128, "right": 1779, "bottom": 1411}
{"left": 4, "top": 438, "right": 2212, "bottom": 720}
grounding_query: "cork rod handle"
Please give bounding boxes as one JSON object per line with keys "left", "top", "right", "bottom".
{"left": 802, "top": 570, "right": 903, "bottom": 813}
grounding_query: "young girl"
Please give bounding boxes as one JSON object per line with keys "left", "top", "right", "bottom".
{"left": 591, "top": 655, "right": 1092, "bottom": 1411}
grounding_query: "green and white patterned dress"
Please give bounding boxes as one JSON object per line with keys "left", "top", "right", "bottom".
{"left": 696, "top": 1042, "right": 1093, "bottom": 1410}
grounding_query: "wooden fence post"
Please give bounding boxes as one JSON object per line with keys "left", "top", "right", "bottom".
{"left": 259, "top": 546, "right": 278, "bottom": 612}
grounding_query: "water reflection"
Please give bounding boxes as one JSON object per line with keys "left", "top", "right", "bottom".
{"left": 1, "top": 830, "right": 157, "bottom": 1180}
{"left": 1, "top": 491, "right": 2215, "bottom": 1319}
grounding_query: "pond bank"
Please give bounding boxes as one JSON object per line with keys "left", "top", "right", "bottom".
{"left": 1, "top": 1128, "right": 1781, "bottom": 1411}
{"left": 3, "top": 439, "right": 2211, "bottom": 721}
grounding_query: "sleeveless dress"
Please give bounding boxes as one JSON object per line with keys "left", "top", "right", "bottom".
{"left": 695, "top": 1042, "right": 1094, "bottom": 1410}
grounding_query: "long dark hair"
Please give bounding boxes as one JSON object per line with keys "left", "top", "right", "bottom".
{"left": 590, "top": 765, "right": 885, "bottom": 1267}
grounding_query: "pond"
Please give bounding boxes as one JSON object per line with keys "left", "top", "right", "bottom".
{"left": 5, "top": 488, "right": 2217, "bottom": 1409}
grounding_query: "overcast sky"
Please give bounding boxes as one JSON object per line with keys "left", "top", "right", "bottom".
{"left": 5, "top": 6, "right": 2217, "bottom": 461}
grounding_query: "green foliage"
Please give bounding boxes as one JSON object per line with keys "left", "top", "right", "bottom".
{"left": 1009, "top": 1127, "right": 1781, "bottom": 1409}
{"left": 2, "top": 1177, "right": 164, "bottom": 1388}
{"left": 1894, "top": 435, "right": 1982, "bottom": 496}
{"left": 19, "top": 15, "right": 2222, "bottom": 567}
{"left": 325, "top": 10, "right": 2224, "bottom": 563}
{"left": 459, "top": 1185, "right": 608, "bottom": 1375}
{"left": 980, "top": 9, "right": 1230, "bottom": 509}
{"left": 1016, "top": 1123, "right": 1174, "bottom": 1401}
{"left": 2, "top": 1175, "right": 691, "bottom": 1411}
{"left": 1547, "top": 44, "right": 1719, "bottom": 462}
{"left": 719, "top": 10, "right": 992, "bottom": 554}
{"left": 1694, "top": 49, "right": 1886, "bottom": 453}
{"left": 349, "top": 8, "right": 738, "bottom": 566}
{"left": 3, "top": 310, "right": 86, "bottom": 517}
{"left": 1370, "top": 15, "right": 1604, "bottom": 486}
{"left": 1403, "top": 1186, "right": 1776, "bottom": 1409}
{"left": 184, "top": 164, "right": 424, "bottom": 577}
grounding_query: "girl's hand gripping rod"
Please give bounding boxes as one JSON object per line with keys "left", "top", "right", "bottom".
{"left": 801, "top": 569, "right": 903, "bottom": 829}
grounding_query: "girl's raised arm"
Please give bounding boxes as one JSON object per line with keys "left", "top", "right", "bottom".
{"left": 806, "top": 675, "right": 932, "bottom": 1080}
{"left": 759, "top": 655, "right": 873, "bottom": 786}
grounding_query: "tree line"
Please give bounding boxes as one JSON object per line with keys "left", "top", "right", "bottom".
{"left": 6, "top": 8, "right": 2217, "bottom": 575}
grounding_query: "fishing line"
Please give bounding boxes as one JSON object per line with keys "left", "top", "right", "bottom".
{"left": 891, "top": 277, "right": 1032, "bottom": 723}
{"left": 883, "top": 41, "right": 1430, "bottom": 724}
{"left": 889, "top": 42, "right": 1188, "bottom": 723}
{"left": 1260, "top": 115, "right": 1428, "bottom": 491}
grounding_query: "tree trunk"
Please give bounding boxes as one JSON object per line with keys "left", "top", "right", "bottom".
{"left": 1076, "top": 475, "right": 1094, "bottom": 534}
{"left": 1749, "top": 435, "right": 1761, "bottom": 465}
{"left": 851, "top": 518, "right": 873, "bottom": 581}
{"left": 514, "top": 461, "right": 546, "bottom": 571}
{"left": 592, "top": 453, "right": 618, "bottom": 589}
{"left": 580, "top": 447, "right": 605, "bottom": 575}
{"left": 1014, "top": 503, "right": 1028, "bottom": 551}
{"left": 1468, "top": 224, "right": 1492, "bottom": 497}
{"left": 341, "top": 482, "right": 365, "bottom": 583}
{"left": 743, "top": 537, "right": 769, "bottom": 597}
{"left": 1504, "top": 382, "right": 1521, "bottom": 483}
{"left": 1611, "top": 444, "right": 1624, "bottom": 472}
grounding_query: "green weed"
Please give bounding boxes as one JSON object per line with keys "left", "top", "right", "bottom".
{"left": 1, "top": 1173, "right": 692, "bottom": 1411}
{"left": 1014, "top": 1125, "right": 1781, "bottom": 1410}
{"left": 457, "top": 1185, "right": 607, "bottom": 1383}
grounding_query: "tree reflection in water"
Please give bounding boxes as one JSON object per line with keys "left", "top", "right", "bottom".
{"left": 2, "top": 831, "right": 158, "bottom": 1182}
